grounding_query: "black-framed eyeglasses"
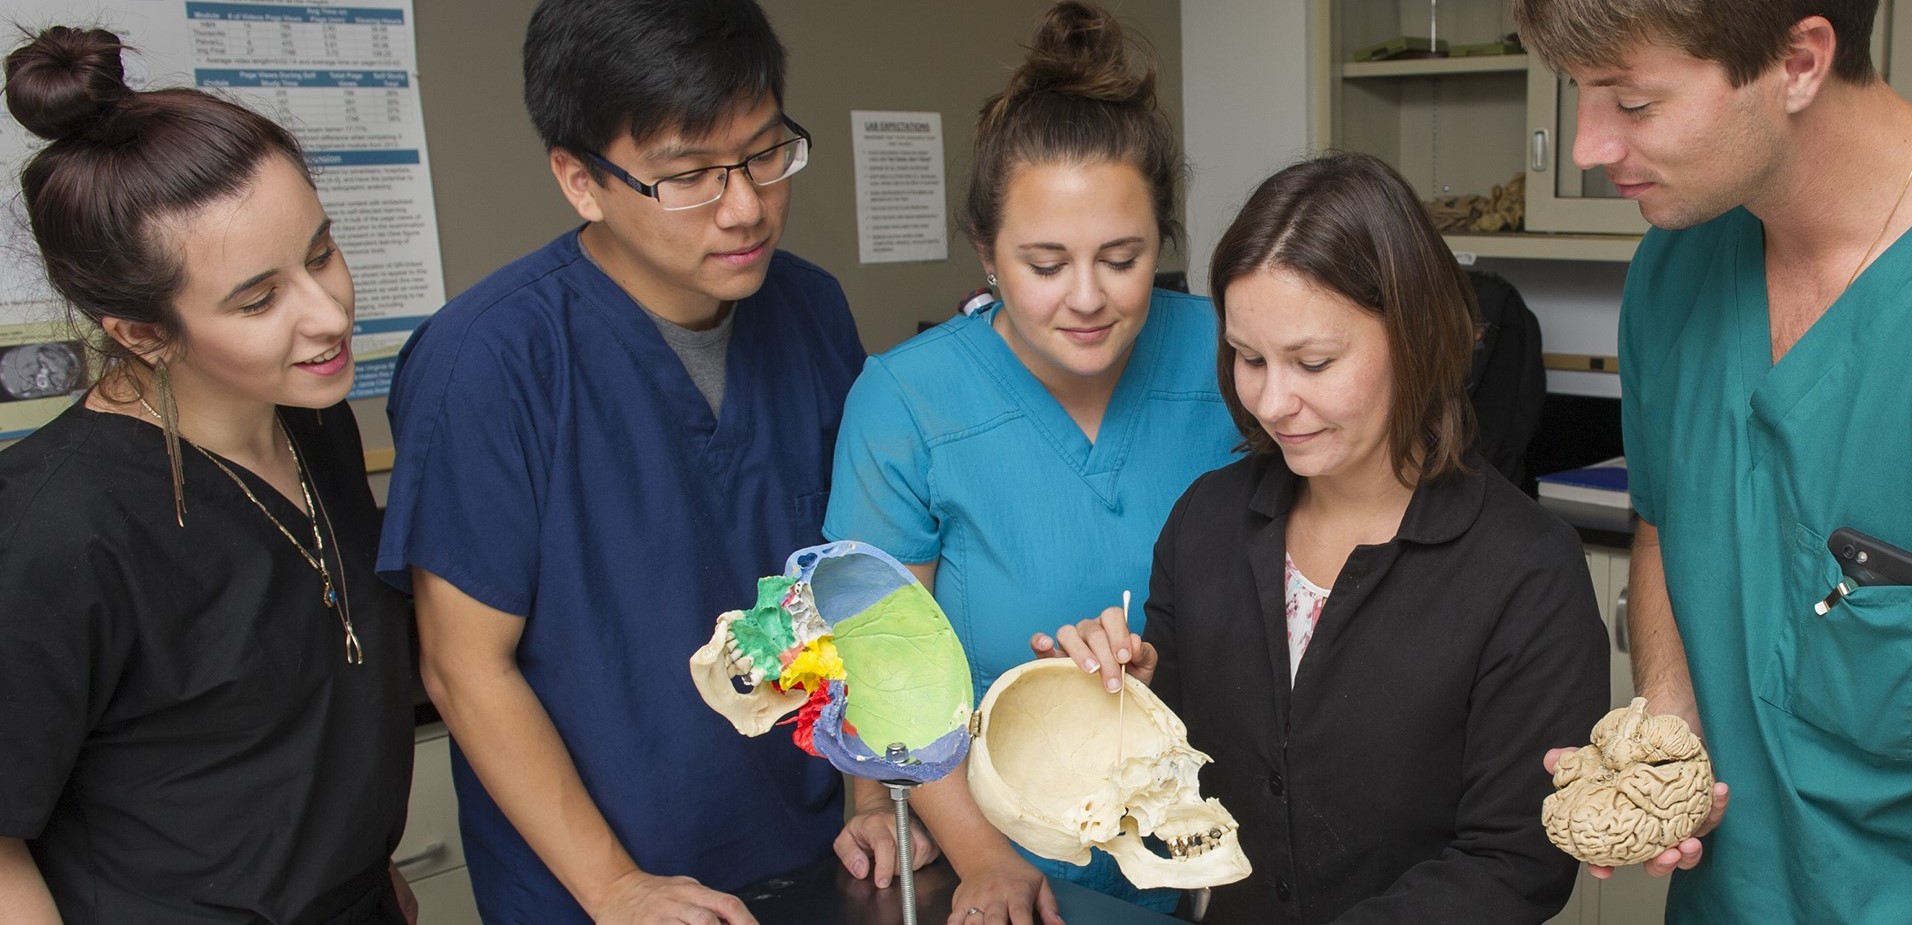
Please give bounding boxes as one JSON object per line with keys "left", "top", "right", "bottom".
{"left": 584, "top": 115, "right": 812, "bottom": 211}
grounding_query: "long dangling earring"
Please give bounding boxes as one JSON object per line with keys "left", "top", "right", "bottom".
{"left": 153, "top": 358, "right": 187, "bottom": 527}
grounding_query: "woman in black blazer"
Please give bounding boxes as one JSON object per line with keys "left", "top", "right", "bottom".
{"left": 1039, "top": 152, "right": 1610, "bottom": 925}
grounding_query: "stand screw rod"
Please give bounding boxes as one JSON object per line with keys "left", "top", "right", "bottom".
{"left": 886, "top": 743, "right": 917, "bottom": 925}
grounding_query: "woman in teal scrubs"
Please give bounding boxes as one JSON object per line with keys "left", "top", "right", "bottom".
{"left": 823, "top": 2, "right": 1238, "bottom": 920}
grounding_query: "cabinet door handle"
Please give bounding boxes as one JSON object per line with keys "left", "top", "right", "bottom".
{"left": 394, "top": 841, "right": 446, "bottom": 876}
{"left": 1614, "top": 587, "right": 1630, "bottom": 654}
{"left": 1531, "top": 129, "right": 1551, "bottom": 173}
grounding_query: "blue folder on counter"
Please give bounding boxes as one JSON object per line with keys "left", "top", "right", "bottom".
{"left": 1536, "top": 456, "right": 1629, "bottom": 508}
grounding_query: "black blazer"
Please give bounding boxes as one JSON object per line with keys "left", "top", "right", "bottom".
{"left": 1147, "top": 452, "right": 1609, "bottom": 925}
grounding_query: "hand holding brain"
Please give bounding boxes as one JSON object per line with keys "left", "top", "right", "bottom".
{"left": 1543, "top": 697, "right": 1715, "bottom": 867}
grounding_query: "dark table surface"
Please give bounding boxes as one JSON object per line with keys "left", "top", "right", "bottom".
{"left": 741, "top": 855, "right": 1187, "bottom": 925}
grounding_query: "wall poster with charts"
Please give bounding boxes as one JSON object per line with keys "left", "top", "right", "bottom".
{"left": 0, "top": 0, "right": 445, "bottom": 438}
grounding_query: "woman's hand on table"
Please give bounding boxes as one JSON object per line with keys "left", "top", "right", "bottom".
{"left": 944, "top": 851, "right": 1062, "bottom": 925}
{"left": 1030, "top": 606, "right": 1156, "bottom": 689}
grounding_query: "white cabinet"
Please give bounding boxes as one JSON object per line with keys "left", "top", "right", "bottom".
{"left": 1547, "top": 547, "right": 1671, "bottom": 925}
{"left": 1524, "top": 2, "right": 1894, "bottom": 238}
{"left": 1314, "top": 1, "right": 1904, "bottom": 260}
{"left": 1310, "top": 0, "right": 1643, "bottom": 261}
{"left": 399, "top": 724, "right": 482, "bottom": 925}
{"left": 409, "top": 864, "right": 482, "bottom": 925}
{"left": 1522, "top": 69, "right": 1651, "bottom": 237}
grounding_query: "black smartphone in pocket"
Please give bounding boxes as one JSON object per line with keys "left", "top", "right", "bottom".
{"left": 1827, "top": 527, "right": 1912, "bottom": 587}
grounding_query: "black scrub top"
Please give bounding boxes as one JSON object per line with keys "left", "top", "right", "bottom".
{"left": 0, "top": 401, "right": 413, "bottom": 924}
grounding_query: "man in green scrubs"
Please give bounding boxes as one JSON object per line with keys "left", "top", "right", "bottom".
{"left": 1515, "top": 1, "right": 1912, "bottom": 922}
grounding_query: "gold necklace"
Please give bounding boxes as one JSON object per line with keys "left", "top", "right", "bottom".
{"left": 137, "top": 399, "right": 364, "bottom": 665}
{"left": 1844, "top": 165, "right": 1912, "bottom": 293}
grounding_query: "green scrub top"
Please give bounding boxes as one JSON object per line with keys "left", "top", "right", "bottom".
{"left": 1622, "top": 207, "right": 1912, "bottom": 925}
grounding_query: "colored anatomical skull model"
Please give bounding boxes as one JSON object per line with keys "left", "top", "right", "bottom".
{"left": 1543, "top": 697, "right": 1715, "bottom": 866}
{"left": 967, "top": 659, "right": 1252, "bottom": 890}
{"left": 689, "top": 541, "right": 973, "bottom": 784}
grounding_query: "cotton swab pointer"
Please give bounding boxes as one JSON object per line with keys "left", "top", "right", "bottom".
{"left": 1117, "top": 589, "right": 1129, "bottom": 772}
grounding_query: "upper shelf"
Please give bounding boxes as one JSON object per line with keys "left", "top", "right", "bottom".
{"left": 1342, "top": 53, "right": 1530, "bottom": 78}
{"left": 1443, "top": 231, "right": 1641, "bottom": 263}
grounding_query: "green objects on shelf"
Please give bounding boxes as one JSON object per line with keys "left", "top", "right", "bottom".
{"left": 1450, "top": 39, "right": 1525, "bottom": 58}
{"left": 1352, "top": 35, "right": 1448, "bottom": 62}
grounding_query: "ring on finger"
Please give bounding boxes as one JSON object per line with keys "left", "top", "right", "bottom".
{"left": 966, "top": 908, "right": 984, "bottom": 917}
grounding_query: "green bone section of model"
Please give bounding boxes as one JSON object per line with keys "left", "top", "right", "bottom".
{"left": 833, "top": 582, "right": 973, "bottom": 751}
{"left": 730, "top": 575, "right": 800, "bottom": 684}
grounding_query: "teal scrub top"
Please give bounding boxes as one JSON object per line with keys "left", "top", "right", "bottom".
{"left": 823, "top": 289, "right": 1240, "bottom": 909}
{"left": 1622, "top": 208, "right": 1912, "bottom": 925}
{"left": 825, "top": 289, "right": 1240, "bottom": 702}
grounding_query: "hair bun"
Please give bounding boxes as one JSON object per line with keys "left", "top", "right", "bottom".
{"left": 1009, "top": 1, "right": 1154, "bottom": 109}
{"left": 5, "top": 26, "right": 134, "bottom": 141}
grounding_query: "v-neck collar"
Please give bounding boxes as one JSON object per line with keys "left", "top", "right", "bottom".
{"left": 561, "top": 228, "right": 754, "bottom": 473}
{"left": 958, "top": 301, "right": 1163, "bottom": 506}
{"left": 82, "top": 405, "right": 322, "bottom": 536}
{"left": 1734, "top": 210, "right": 1912, "bottom": 453}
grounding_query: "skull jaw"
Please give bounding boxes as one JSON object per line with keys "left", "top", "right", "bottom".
{"left": 1102, "top": 806, "right": 1253, "bottom": 889}
{"left": 689, "top": 612, "right": 808, "bottom": 736}
{"left": 967, "top": 791, "right": 1255, "bottom": 890}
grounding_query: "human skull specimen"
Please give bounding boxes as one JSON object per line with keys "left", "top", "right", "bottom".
{"left": 968, "top": 659, "right": 1251, "bottom": 889}
{"left": 1543, "top": 697, "right": 1715, "bottom": 866}
{"left": 689, "top": 541, "right": 973, "bottom": 784}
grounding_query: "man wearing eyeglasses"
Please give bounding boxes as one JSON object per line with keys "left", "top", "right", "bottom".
{"left": 376, "top": 1, "right": 886, "bottom": 922}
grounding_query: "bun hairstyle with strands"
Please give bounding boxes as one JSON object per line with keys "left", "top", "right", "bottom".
{"left": 5, "top": 25, "right": 308, "bottom": 373}
{"left": 1208, "top": 152, "right": 1479, "bottom": 486}
{"left": 963, "top": 0, "right": 1183, "bottom": 257}
{"left": 5, "top": 25, "right": 308, "bottom": 521}
{"left": 5, "top": 26, "right": 134, "bottom": 139}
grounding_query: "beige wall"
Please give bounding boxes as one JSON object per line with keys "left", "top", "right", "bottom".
{"left": 765, "top": 0, "right": 1184, "bottom": 352}
{"left": 357, "top": 0, "right": 1184, "bottom": 456}
{"left": 407, "top": 0, "right": 1183, "bottom": 353}
{"left": 1181, "top": 1, "right": 1311, "bottom": 297}
{"left": 5, "top": 1, "right": 1183, "bottom": 456}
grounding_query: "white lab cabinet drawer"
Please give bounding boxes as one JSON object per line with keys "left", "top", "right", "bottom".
{"left": 399, "top": 723, "right": 480, "bottom": 925}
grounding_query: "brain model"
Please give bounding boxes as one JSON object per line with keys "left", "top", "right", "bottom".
{"left": 1543, "top": 697, "right": 1714, "bottom": 866}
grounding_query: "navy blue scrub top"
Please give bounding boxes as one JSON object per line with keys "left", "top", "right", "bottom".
{"left": 378, "top": 230, "right": 864, "bottom": 921}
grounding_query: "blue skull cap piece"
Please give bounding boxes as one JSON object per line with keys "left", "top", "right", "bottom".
{"left": 812, "top": 680, "right": 973, "bottom": 784}
{"left": 785, "top": 540, "right": 916, "bottom": 622}
{"left": 785, "top": 541, "right": 974, "bottom": 783}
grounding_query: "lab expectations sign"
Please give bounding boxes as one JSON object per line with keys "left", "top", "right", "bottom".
{"left": 850, "top": 110, "right": 949, "bottom": 264}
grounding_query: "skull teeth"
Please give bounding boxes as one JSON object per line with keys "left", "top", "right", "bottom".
{"left": 722, "top": 638, "right": 763, "bottom": 684}
{"left": 1163, "top": 827, "right": 1232, "bottom": 858}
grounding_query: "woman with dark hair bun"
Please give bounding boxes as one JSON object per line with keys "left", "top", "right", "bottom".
{"left": 1044, "top": 152, "right": 1610, "bottom": 924}
{"left": 824, "top": 2, "right": 1239, "bottom": 921}
{"left": 0, "top": 26, "right": 415, "bottom": 924}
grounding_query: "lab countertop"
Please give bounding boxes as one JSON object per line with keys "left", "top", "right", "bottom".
{"left": 1538, "top": 495, "right": 1636, "bottom": 550}
{"left": 741, "top": 854, "right": 1188, "bottom": 924}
